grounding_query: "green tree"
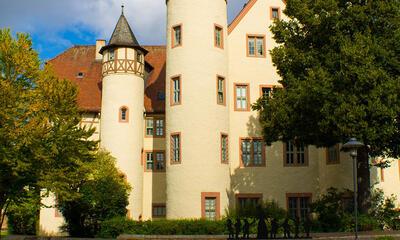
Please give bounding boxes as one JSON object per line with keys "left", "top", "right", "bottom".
{"left": 0, "top": 28, "right": 97, "bottom": 229}
{"left": 254, "top": 0, "right": 400, "bottom": 210}
{"left": 58, "top": 150, "right": 131, "bottom": 237}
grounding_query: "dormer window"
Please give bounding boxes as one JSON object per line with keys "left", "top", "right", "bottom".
{"left": 77, "top": 72, "right": 84, "bottom": 78}
{"left": 109, "top": 50, "right": 115, "bottom": 61}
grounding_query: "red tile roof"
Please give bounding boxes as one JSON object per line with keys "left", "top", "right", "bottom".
{"left": 48, "top": 45, "right": 166, "bottom": 113}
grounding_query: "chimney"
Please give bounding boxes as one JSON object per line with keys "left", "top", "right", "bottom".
{"left": 95, "top": 39, "right": 106, "bottom": 61}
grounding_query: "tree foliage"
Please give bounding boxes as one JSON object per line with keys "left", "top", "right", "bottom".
{"left": 254, "top": 0, "right": 400, "bottom": 157}
{"left": 0, "top": 28, "right": 97, "bottom": 229}
{"left": 58, "top": 150, "right": 131, "bottom": 237}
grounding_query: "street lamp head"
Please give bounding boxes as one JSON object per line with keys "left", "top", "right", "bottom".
{"left": 341, "top": 138, "right": 364, "bottom": 158}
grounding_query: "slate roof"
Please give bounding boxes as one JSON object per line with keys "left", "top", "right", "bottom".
{"left": 99, "top": 13, "right": 148, "bottom": 54}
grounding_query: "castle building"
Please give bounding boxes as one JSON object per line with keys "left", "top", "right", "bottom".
{"left": 39, "top": 0, "right": 400, "bottom": 234}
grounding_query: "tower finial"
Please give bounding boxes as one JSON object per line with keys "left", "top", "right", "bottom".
{"left": 121, "top": 4, "right": 124, "bottom": 15}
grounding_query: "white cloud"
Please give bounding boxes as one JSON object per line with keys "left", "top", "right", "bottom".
{"left": 0, "top": 0, "right": 248, "bottom": 47}
{"left": 0, "top": 0, "right": 166, "bottom": 45}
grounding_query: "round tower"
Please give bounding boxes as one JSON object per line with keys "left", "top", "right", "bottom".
{"left": 166, "top": 0, "right": 230, "bottom": 219}
{"left": 99, "top": 9, "right": 147, "bottom": 220}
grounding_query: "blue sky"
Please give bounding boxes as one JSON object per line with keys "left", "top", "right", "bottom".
{"left": 0, "top": 0, "right": 248, "bottom": 61}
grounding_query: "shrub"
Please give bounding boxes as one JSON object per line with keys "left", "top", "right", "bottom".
{"left": 375, "top": 237, "right": 395, "bottom": 240}
{"left": 98, "top": 217, "right": 227, "bottom": 238}
{"left": 7, "top": 191, "right": 40, "bottom": 235}
{"left": 311, "top": 188, "right": 399, "bottom": 232}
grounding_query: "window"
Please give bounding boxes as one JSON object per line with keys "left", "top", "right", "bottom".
{"left": 234, "top": 84, "right": 250, "bottom": 111}
{"left": 171, "top": 76, "right": 181, "bottom": 106}
{"left": 201, "top": 192, "right": 220, "bottom": 220}
{"left": 247, "top": 35, "right": 266, "bottom": 57}
{"left": 171, "top": 133, "right": 181, "bottom": 164}
{"left": 152, "top": 204, "right": 166, "bottom": 218}
{"left": 172, "top": 24, "right": 182, "bottom": 48}
{"left": 119, "top": 106, "right": 129, "bottom": 123}
{"left": 109, "top": 50, "right": 115, "bottom": 61}
{"left": 136, "top": 52, "right": 143, "bottom": 63}
{"left": 217, "top": 76, "right": 226, "bottom": 105}
{"left": 146, "top": 152, "right": 154, "bottom": 170}
{"left": 327, "top": 144, "right": 340, "bottom": 164}
{"left": 270, "top": 7, "right": 281, "bottom": 20}
{"left": 240, "top": 138, "right": 265, "bottom": 167}
{"left": 221, "top": 134, "right": 229, "bottom": 164}
{"left": 145, "top": 118, "right": 165, "bottom": 137}
{"left": 287, "top": 193, "right": 311, "bottom": 221}
{"left": 261, "top": 86, "right": 273, "bottom": 98}
{"left": 236, "top": 194, "right": 263, "bottom": 210}
{"left": 145, "top": 151, "right": 165, "bottom": 172}
{"left": 146, "top": 119, "right": 154, "bottom": 136}
{"left": 284, "top": 141, "right": 308, "bottom": 166}
{"left": 155, "top": 119, "right": 164, "bottom": 136}
{"left": 214, "top": 25, "right": 224, "bottom": 49}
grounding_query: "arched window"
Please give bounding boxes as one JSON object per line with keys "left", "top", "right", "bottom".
{"left": 119, "top": 106, "right": 129, "bottom": 123}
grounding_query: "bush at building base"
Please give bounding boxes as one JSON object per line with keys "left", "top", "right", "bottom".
{"left": 98, "top": 218, "right": 227, "bottom": 238}
{"left": 311, "top": 188, "right": 400, "bottom": 232}
{"left": 7, "top": 191, "right": 40, "bottom": 235}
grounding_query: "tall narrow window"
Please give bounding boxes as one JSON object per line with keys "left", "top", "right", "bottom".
{"left": 327, "top": 144, "right": 340, "bottom": 164}
{"left": 146, "top": 119, "right": 154, "bottom": 136}
{"left": 171, "top": 76, "right": 181, "bottom": 106}
{"left": 235, "top": 84, "right": 250, "bottom": 111}
{"left": 109, "top": 49, "right": 115, "bottom": 61}
{"left": 205, "top": 198, "right": 217, "bottom": 220}
{"left": 155, "top": 119, "right": 164, "bottom": 137}
{"left": 217, "top": 76, "right": 226, "bottom": 105}
{"left": 201, "top": 192, "right": 220, "bottom": 220}
{"left": 155, "top": 152, "right": 165, "bottom": 171}
{"left": 221, "top": 134, "right": 229, "bottom": 164}
{"left": 214, "top": 25, "right": 224, "bottom": 49}
{"left": 270, "top": 7, "right": 280, "bottom": 20}
{"left": 172, "top": 24, "right": 182, "bottom": 48}
{"left": 146, "top": 152, "right": 154, "bottom": 171}
{"left": 284, "top": 141, "right": 308, "bottom": 166}
{"left": 247, "top": 35, "right": 266, "bottom": 57}
{"left": 240, "top": 138, "right": 265, "bottom": 167}
{"left": 171, "top": 133, "right": 181, "bottom": 164}
{"left": 119, "top": 106, "right": 129, "bottom": 123}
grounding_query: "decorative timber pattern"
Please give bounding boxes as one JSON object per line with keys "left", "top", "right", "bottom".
{"left": 102, "top": 59, "right": 144, "bottom": 77}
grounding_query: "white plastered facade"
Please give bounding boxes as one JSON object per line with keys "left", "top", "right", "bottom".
{"left": 39, "top": 0, "right": 400, "bottom": 234}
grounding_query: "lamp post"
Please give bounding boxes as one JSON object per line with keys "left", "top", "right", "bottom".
{"left": 341, "top": 138, "right": 364, "bottom": 240}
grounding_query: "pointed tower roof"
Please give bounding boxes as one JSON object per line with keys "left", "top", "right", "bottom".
{"left": 99, "top": 5, "right": 148, "bottom": 55}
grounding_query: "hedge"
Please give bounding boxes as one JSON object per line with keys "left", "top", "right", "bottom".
{"left": 98, "top": 217, "right": 226, "bottom": 238}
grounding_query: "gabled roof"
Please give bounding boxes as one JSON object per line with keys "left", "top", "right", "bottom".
{"left": 228, "top": 0, "right": 286, "bottom": 35}
{"left": 228, "top": 0, "right": 258, "bottom": 34}
{"left": 48, "top": 45, "right": 166, "bottom": 113}
{"left": 100, "top": 12, "right": 147, "bottom": 54}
